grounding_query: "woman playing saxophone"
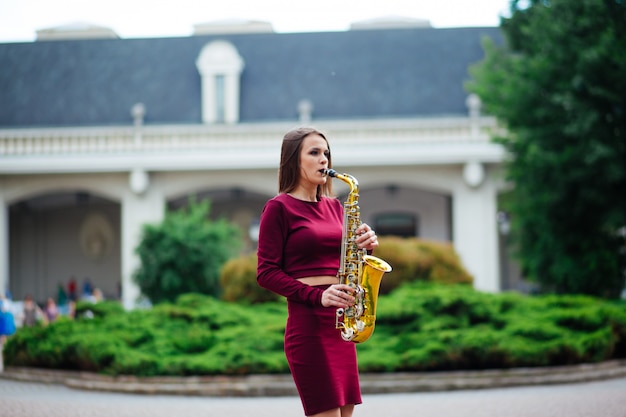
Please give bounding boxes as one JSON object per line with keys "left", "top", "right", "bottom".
{"left": 256, "top": 127, "right": 379, "bottom": 417}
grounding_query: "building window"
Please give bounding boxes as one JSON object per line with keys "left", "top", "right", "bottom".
{"left": 196, "top": 41, "right": 245, "bottom": 124}
{"left": 373, "top": 212, "right": 418, "bottom": 238}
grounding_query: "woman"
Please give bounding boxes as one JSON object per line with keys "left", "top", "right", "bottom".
{"left": 257, "top": 127, "right": 379, "bottom": 417}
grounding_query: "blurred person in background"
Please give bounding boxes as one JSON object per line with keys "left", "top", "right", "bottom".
{"left": 68, "top": 276, "right": 77, "bottom": 301}
{"left": 44, "top": 297, "right": 59, "bottom": 323}
{"left": 21, "top": 295, "right": 45, "bottom": 327}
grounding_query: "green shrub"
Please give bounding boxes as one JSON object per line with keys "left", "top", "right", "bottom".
{"left": 5, "top": 284, "right": 625, "bottom": 376}
{"left": 4, "top": 293, "right": 290, "bottom": 376}
{"left": 70, "top": 333, "right": 123, "bottom": 371}
{"left": 357, "top": 282, "right": 626, "bottom": 372}
{"left": 74, "top": 300, "right": 125, "bottom": 319}
{"left": 133, "top": 198, "right": 242, "bottom": 304}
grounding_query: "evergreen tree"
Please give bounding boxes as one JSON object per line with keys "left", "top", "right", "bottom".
{"left": 133, "top": 198, "right": 242, "bottom": 304}
{"left": 468, "top": 0, "right": 626, "bottom": 297}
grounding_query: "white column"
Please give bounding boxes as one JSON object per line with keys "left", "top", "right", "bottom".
{"left": 0, "top": 191, "right": 8, "bottom": 298}
{"left": 452, "top": 164, "right": 500, "bottom": 292}
{"left": 120, "top": 180, "right": 165, "bottom": 309}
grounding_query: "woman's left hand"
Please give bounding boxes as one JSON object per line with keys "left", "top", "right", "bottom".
{"left": 355, "top": 223, "right": 378, "bottom": 251}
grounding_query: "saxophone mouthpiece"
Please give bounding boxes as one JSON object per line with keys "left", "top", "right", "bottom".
{"left": 321, "top": 168, "right": 337, "bottom": 177}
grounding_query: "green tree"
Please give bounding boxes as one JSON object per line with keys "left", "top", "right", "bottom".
{"left": 467, "top": 0, "right": 626, "bottom": 297}
{"left": 133, "top": 198, "right": 242, "bottom": 304}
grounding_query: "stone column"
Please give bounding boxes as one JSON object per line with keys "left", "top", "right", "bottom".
{"left": 120, "top": 170, "right": 164, "bottom": 309}
{"left": 452, "top": 162, "right": 500, "bottom": 292}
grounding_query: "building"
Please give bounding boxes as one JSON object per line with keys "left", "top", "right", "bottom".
{"left": 0, "top": 19, "right": 518, "bottom": 308}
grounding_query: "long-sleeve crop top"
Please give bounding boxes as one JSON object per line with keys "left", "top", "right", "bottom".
{"left": 256, "top": 193, "right": 344, "bottom": 306}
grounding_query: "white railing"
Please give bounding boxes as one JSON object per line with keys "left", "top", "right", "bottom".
{"left": 0, "top": 117, "right": 506, "bottom": 174}
{"left": 0, "top": 117, "right": 501, "bottom": 157}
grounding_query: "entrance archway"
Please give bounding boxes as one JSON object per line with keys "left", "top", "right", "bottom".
{"left": 9, "top": 191, "right": 121, "bottom": 304}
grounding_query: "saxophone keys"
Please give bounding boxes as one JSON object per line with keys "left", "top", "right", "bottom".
{"left": 356, "top": 320, "right": 365, "bottom": 332}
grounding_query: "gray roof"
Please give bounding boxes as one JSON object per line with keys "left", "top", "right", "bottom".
{"left": 0, "top": 27, "right": 502, "bottom": 128}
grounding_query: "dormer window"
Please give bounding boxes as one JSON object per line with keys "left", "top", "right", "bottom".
{"left": 196, "top": 40, "right": 245, "bottom": 124}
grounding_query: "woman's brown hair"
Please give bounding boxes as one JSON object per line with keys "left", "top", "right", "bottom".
{"left": 278, "top": 127, "right": 333, "bottom": 199}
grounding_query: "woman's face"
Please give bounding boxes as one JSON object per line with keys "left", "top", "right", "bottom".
{"left": 298, "top": 134, "right": 329, "bottom": 189}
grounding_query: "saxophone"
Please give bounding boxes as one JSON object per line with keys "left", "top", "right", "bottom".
{"left": 322, "top": 168, "right": 392, "bottom": 343}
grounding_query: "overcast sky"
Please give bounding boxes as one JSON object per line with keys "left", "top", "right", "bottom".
{"left": 0, "top": 0, "right": 511, "bottom": 42}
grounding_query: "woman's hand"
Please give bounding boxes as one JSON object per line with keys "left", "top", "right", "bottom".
{"left": 321, "top": 284, "right": 355, "bottom": 308}
{"left": 355, "top": 223, "right": 378, "bottom": 252}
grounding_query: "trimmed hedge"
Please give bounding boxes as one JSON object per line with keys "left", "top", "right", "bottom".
{"left": 5, "top": 283, "right": 625, "bottom": 376}
{"left": 358, "top": 283, "right": 626, "bottom": 371}
{"left": 5, "top": 294, "right": 287, "bottom": 376}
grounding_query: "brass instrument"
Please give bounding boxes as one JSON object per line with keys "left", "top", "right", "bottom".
{"left": 322, "top": 168, "right": 392, "bottom": 343}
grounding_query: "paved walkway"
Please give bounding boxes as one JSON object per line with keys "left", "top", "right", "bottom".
{"left": 2, "top": 360, "right": 626, "bottom": 396}
{"left": 1, "top": 376, "right": 625, "bottom": 417}
{"left": 1, "top": 360, "right": 626, "bottom": 416}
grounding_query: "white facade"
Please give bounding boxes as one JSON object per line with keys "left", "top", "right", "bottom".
{"left": 0, "top": 114, "right": 508, "bottom": 308}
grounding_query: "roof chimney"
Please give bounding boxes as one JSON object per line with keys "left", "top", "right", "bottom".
{"left": 36, "top": 22, "right": 119, "bottom": 41}
{"left": 350, "top": 16, "right": 432, "bottom": 31}
{"left": 193, "top": 19, "right": 274, "bottom": 35}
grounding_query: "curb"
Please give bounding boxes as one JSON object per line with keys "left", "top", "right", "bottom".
{"left": 1, "top": 360, "right": 626, "bottom": 397}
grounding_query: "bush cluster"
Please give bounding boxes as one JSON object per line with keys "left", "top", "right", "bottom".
{"left": 5, "top": 295, "right": 288, "bottom": 376}
{"left": 133, "top": 198, "right": 241, "bottom": 304}
{"left": 358, "top": 282, "right": 626, "bottom": 372}
{"left": 5, "top": 283, "right": 625, "bottom": 376}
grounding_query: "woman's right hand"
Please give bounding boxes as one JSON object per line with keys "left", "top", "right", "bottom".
{"left": 321, "top": 284, "right": 355, "bottom": 308}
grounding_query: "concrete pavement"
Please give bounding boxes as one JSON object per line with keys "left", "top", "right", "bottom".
{"left": 1, "top": 375, "right": 625, "bottom": 417}
{"left": 1, "top": 360, "right": 626, "bottom": 416}
{"left": 1, "top": 359, "right": 626, "bottom": 396}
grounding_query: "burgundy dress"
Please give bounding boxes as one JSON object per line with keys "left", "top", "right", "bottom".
{"left": 257, "top": 194, "right": 362, "bottom": 416}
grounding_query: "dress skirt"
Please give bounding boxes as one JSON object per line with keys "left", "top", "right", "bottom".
{"left": 285, "top": 285, "right": 362, "bottom": 416}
